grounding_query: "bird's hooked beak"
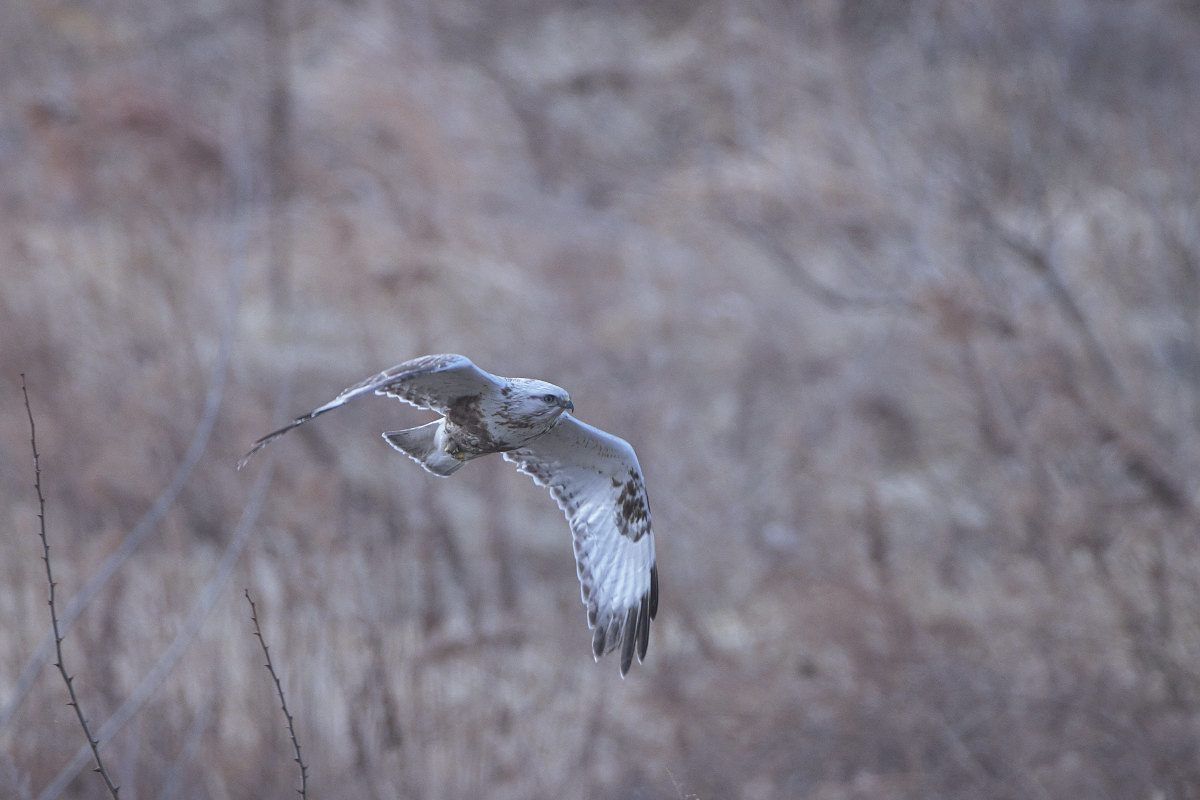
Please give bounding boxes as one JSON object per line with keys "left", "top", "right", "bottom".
{"left": 563, "top": 396, "right": 574, "bottom": 412}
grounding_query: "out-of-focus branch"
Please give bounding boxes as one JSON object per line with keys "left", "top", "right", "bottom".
{"left": 263, "top": 0, "right": 294, "bottom": 312}
{"left": 962, "top": 193, "right": 1194, "bottom": 517}
{"left": 1083, "top": 401, "right": 1188, "bottom": 514}
{"left": 728, "top": 214, "right": 920, "bottom": 313}
{"left": 966, "top": 194, "right": 1121, "bottom": 390}
{"left": 245, "top": 589, "right": 308, "bottom": 799}
{"left": 23, "top": 374, "right": 121, "bottom": 799}
{"left": 666, "top": 767, "right": 700, "bottom": 800}
{"left": 155, "top": 688, "right": 216, "bottom": 800}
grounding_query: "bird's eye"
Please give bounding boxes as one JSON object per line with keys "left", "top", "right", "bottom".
{"left": 542, "top": 394, "right": 558, "bottom": 403}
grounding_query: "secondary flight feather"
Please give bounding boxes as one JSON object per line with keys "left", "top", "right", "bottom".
{"left": 238, "top": 354, "right": 658, "bottom": 675}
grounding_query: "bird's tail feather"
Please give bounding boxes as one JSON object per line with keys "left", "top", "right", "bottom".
{"left": 383, "top": 420, "right": 465, "bottom": 476}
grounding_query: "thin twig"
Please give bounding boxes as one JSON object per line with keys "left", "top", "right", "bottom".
{"left": 245, "top": 589, "right": 308, "bottom": 798}
{"left": 22, "top": 374, "right": 121, "bottom": 799}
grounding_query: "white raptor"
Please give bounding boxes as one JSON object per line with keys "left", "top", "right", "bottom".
{"left": 239, "top": 354, "right": 658, "bottom": 675}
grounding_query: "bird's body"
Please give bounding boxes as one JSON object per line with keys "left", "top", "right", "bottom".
{"left": 239, "top": 354, "right": 658, "bottom": 675}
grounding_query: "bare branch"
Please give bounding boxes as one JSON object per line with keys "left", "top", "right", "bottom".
{"left": 245, "top": 589, "right": 308, "bottom": 798}
{"left": 23, "top": 374, "right": 121, "bottom": 799}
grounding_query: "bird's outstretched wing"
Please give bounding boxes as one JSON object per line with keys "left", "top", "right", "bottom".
{"left": 238, "top": 354, "right": 501, "bottom": 469}
{"left": 503, "top": 415, "right": 658, "bottom": 675}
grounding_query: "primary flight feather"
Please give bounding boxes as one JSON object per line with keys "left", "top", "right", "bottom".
{"left": 239, "top": 354, "right": 658, "bottom": 675}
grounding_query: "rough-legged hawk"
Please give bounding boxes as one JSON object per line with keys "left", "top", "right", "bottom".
{"left": 239, "top": 354, "right": 658, "bottom": 675}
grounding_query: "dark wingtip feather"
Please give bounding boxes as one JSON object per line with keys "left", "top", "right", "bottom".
{"left": 636, "top": 592, "right": 650, "bottom": 662}
{"left": 648, "top": 563, "right": 659, "bottom": 620}
{"left": 620, "top": 606, "right": 638, "bottom": 675}
{"left": 236, "top": 418, "right": 305, "bottom": 470}
{"left": 592, "top": 624, "right": 606, "bottom": 659}
{"left": 237, "top": 400, "right": 341, "bottom": 470}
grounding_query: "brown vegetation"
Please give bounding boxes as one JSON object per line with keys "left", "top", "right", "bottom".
{"left": 4, "top": 0, "right": 1200, "bottom": 797}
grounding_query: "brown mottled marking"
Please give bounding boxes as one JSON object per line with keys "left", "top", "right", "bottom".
{"left": 445, "top": 393, "right": 499, "bottom": 453}
{"left": 615, "top": 470, "right": 650, "bottom": 541}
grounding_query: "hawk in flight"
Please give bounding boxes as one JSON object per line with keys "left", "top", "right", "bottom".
{"left": 239, "top": 354, "right": 658, "bottom": 675}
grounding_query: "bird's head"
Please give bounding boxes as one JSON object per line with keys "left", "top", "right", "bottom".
{"left": 509, "top": 378, "right": 574, "bottom": 422}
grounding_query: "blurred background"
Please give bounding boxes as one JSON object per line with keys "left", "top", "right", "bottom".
{"left": 3, "top": 0, "right": 1200, "bottom": 797}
